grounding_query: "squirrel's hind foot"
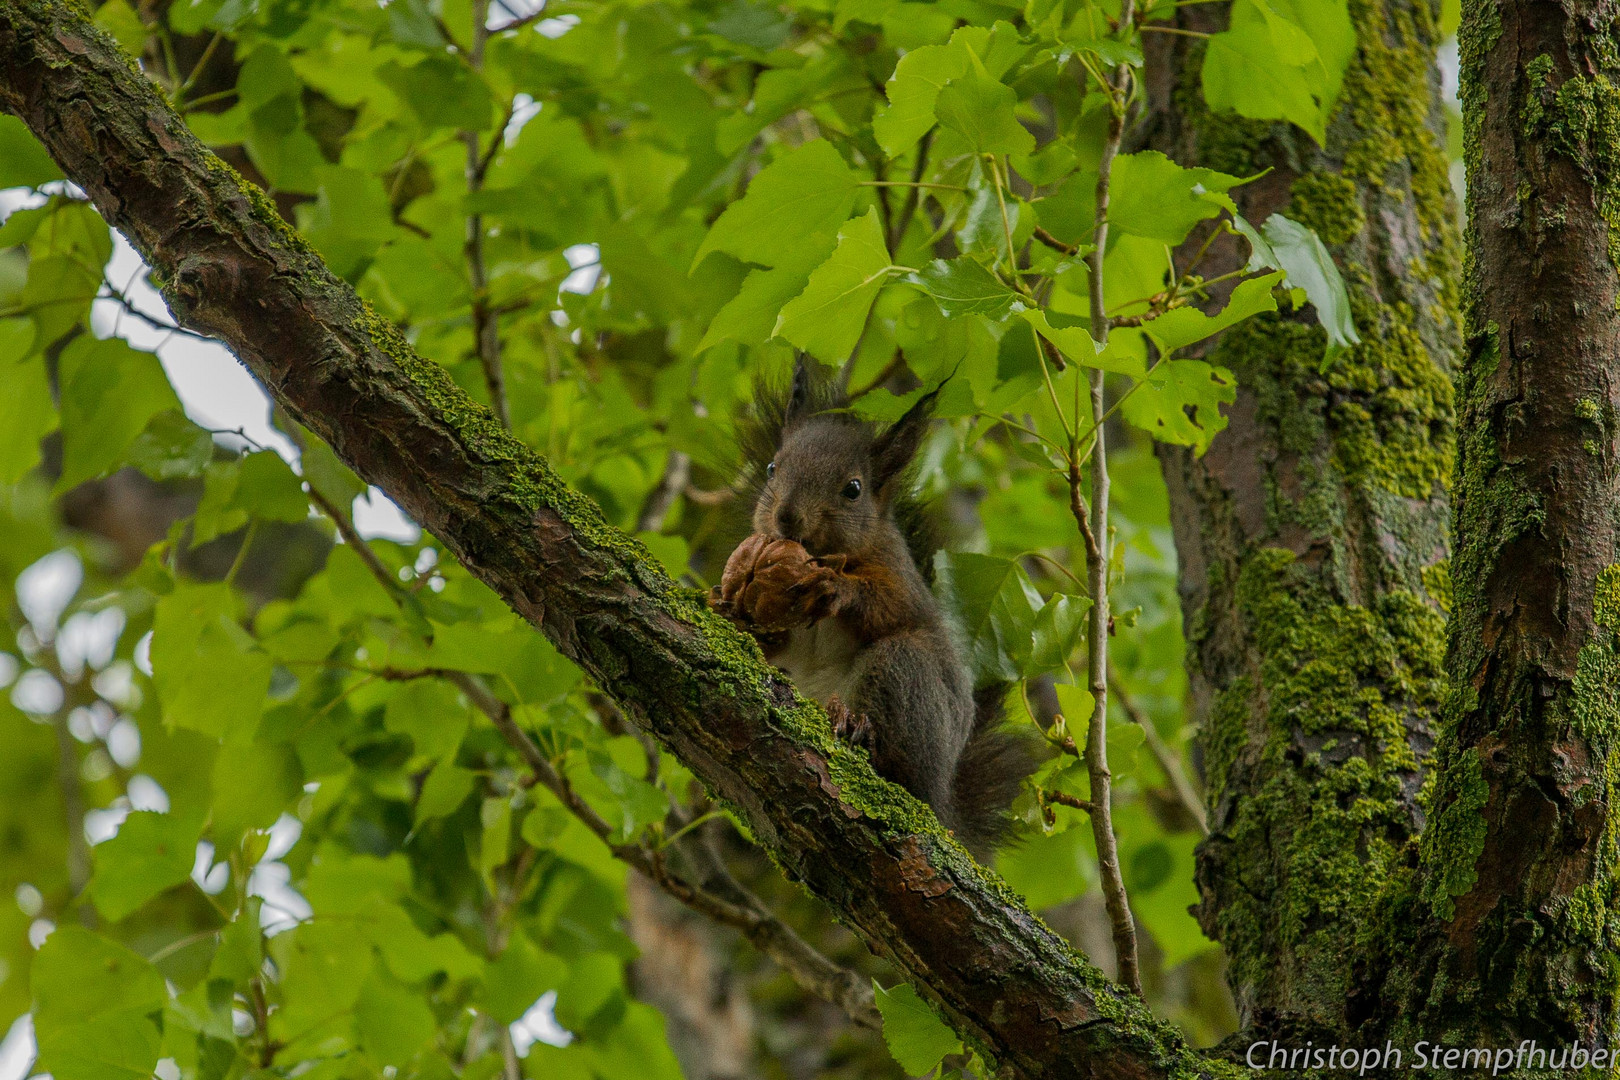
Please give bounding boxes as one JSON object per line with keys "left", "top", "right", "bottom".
{"left": 826, "top": 695, "right": 874, "bottom": 752}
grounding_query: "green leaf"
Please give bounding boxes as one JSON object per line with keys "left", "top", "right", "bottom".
{"left": 706, "top": 0, "right": 794, "bottom": 50}
{"left": 775, "top": 209, "right": 892, "bottom": 362}
{"left": 906, "top": 258, "right": 1027, "bottom": 321}
{"left": 485, "top": 930, "right": 568, "bottom": 1024}
{"left": 32, "top": 927, "right": 167, "bottom": 1080}
{"left": 93, "top": 0, "right": 149, "bottom": 56}
{"left": 871, "top": 23, "right": 1025, "bottom": 156}
{"left": 1201, "top": 0, "right": 1346, "bottom": 144}
{"left": 873, "top": 981, "right": 962, "bottom": 1076}
{"left": 270, "top": 919, "right": 372, "bottom": 1043}
{"left": 480, "top": 795, "right": 513, "bottom": 887}
{"left": 0, "top": 317, "right": 57, "bottom": 482}
{"left": 354, "top": 964, "right": 438, "bottom": 1067}
{"left": 526, "top": 1044, "right": 596, "bottom": 1080}
{"left": 0, "top": 115, "right": 64, "bottom": 188}
{"left": 1060, "top": 33, "right": 1143, "bottom": 68}
{"left": 934, "top": 71, "right": 1035, "bottom": 156}
{"left": 151, "top": 583, "right": 272, "bottom": 738}
{"left": 637, "top": 530, "right": 692, "bottom": 577}
{"left": 125, "top": 410, "right": 215, "bottom": 482}
{"left": 1257, "top": 214, "right": 1360, "bottom": 350}
{"left": 191, "top": 459, "right": 248, "bottom": 547}
{"left": 19, "top": 256, "right": 99, "bottom": 352}
{"left": 1107, "top": 151, "right": 1250, "bottom": 247}
{"left": 1140, "top": 271, "right": 1285, "bottom": 353}
{"left": 88, "top": 810, "right": 203, "bottom": 922}
{"left": 1022, "top": 310, "right": 1146, "bottom": 376}
{"left": 297, "top": 165, "right": 399, "bottom": 277}
{"left": 872, "top": 44, "right": 970, "bottom": 157}
{"left": 1232, "top": 212, "right": 1279, "bottom": 271}
{"left": 1054, "top": 681, "right": 1096, "bottom": 732}
{"left": 298, "top": 432, "right": 368, "bottom": 507}
{"left": 698, "top": 246, "right": 834, "bottom": 352}
{"left": 994, "top": 819, "right": 1094, "bottom": 908}
{"left": 211, "top": 735, "right": 303, "bottom": 851}
{"left": 233, "top": 449, "right": 309, "bottom": 521}
{"left": 933, "top": 551, "right": 1044, "bottom": 686}
{"left": 692, "top": 140, "right": 860, "bottom": 269}
{"left": 55, "top": 335, "right": 182, "bottom": 494}
{"left": 574, "top": 748, "right": 670, "bottom": 843}
{"left": 378, "top": 55, "right": 496, "bottom": 132}
{"left": 208, "top": 899, "right": 264, "bottom": 986}
{"left": 382, "top": 0, "right": 446, "bottom": 48}
{"left": 416, "top": 760, "right": 477, "bottom": 824}
{"left": 1030, "top": 593, "right": 1090, "bottom": 674}
{"left": 1269, "top": 0, "right": 1356, "bottom": 107}
{"left": 1116, "top": 807, "right": 1213, "bottom": 966}
{"left": 554, "top": 951, "right": 625, "bottom": 1031}
{"left": 582, "top": 1001, "right": 686, "bottom": 1080}
{"left": 386, "top": 678, "right": 471, "bottom": 762}
{"left": 1119, "top": 358, "right": 1238, "bottom": 454}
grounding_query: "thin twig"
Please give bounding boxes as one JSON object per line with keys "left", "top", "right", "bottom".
{"left": 1045, "top": 790, "right": 1098, "bottom": 814}
{"left": 636, "top": 450, "right": 692, "bottom": 533}
{"left": 1075, "top": 7, "right": 1142, "bottom": 995}
{"left": 463, "top": 0, "right": 510, "bottom": 429}
{"left": 1034, "top": 226, "right": 1080, "bottom": 256}
{"left": 682, "top": 483, "right": 739, "bottom": 507}
{"left": 492, "top": 6, "right": 549, "bottom": 33}
{"left": 887, "top": 129, "right": 933, "bottom": 254}
{"left": 98, "top": 286, "right": 215, "bottom": 342}
{"left": 1110, "top": 674, "right": 1207, "bottom": 835}
{"left": 175, "top": 31, "right": 223, "bottom": 104}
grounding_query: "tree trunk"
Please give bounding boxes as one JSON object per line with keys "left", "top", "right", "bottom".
{"left": 0, "top": 4, "right": 1210, "bottom": 1076}
{"left": 1142, "top": 0, "right": 1461, "bottom": 1039}
{"left": 1401, "top": 0, "right": 1620, "bottom": 1044}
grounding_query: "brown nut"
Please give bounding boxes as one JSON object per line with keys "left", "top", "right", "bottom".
{"left": 716, "top": 535, "right": 843, "bottom": 632}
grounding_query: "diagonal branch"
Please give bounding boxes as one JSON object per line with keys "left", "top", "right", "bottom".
{"left": 294, "top": 448, "right": 882, "bottom": 1027}
{"left": 0, "top": 6, "right": 1219, "bottom": 1075}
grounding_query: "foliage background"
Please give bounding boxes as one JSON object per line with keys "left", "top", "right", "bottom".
{"left": 0, "top": 0, "right": 1462, "bottom": 1076}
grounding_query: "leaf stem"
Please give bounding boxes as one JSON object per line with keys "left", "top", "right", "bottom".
{"left": 224, "top": 519, "right": 259, "bottom": 587}
{"left": 988, "top": 155, "right": 1019, "bottom": 283}
{"left": 1138, "top": 24, "right": 1210, "bottom": 36}
{"left": 858, "top": 180, "right": 965, "bottom": 190}
{"left": 1033, "top": 322, "right": 1074, "bottom": 441}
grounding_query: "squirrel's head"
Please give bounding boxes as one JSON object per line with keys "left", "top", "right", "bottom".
{"left": 746, "top": 357, "right": 938, "bottom": 559}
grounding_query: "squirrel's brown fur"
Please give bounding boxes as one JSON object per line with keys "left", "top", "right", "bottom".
{"left": 715, "top": 357, "right": 1039, "bottom": 854}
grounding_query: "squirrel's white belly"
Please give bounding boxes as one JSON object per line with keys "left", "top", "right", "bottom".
{"left": 775, "top": 618, "right": 862, "bottom": 707}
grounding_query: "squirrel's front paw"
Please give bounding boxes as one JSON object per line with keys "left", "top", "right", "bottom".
{"left": 827, "top": 695, "right": 874, "bottom": 752}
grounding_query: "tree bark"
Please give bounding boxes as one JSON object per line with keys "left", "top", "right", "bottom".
{"left": 0, "top": 4, "right": 1214, "bottom": 1076}
{"left": 1143, "top": 0, "right": 1460, "bottom": 1038}
{"left": 1401, "top": 0, "right": 1620, "bottom": 1044}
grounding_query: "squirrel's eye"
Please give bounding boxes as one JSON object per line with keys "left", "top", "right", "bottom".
{"left": 765, "top": 462, "right": 776, "bottom": 480}
{"left": 842, "top": 478, "right": 862, "bottom": 500}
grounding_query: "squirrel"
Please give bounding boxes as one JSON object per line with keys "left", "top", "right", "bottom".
{"left": 710, "top": 357, "right": 1039, "bottom": 854}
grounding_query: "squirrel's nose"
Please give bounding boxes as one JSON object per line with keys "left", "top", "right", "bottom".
{"left": 775, "top": 506, "right": 801, "bottom": 540}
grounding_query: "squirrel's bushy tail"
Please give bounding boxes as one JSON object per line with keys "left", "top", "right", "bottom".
{"left": 951, "top": 684, "right": 1043, "bottom": 856}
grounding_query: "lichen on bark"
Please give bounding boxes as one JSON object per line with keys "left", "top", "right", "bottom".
{"left": 1146, "top": 0, "right": 1459, "bottom": 1036}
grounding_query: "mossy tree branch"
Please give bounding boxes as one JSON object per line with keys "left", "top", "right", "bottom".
{"left": 0, "top": 3, "right": 1223, "bottom": 1076}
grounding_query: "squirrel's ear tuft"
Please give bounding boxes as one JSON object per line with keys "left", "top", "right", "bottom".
{"left": 871, "top": 384, "right": 940, "bottom": 496}
{"left": 784, "top": 354, "right": 828, "bottom": 425}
